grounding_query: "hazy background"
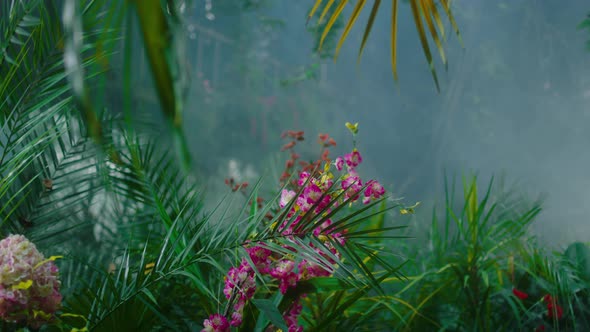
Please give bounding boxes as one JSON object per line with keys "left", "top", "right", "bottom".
{"left": 130, "top": 1, "right": 590, "bottom": 246}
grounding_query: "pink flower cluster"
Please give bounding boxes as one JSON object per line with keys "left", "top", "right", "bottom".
{"left": 335, "top": 149, "right": 385, "bottom": 204}
{"left": 0, "top": 235, "right": 62, "bottom": 328}
{"left": 223, "top": 260, "right": 256, "bottom": 327}
{"left": 203, "top": 130, "right": 386, "bottom": 332}
{"left": 284, "top": 299, "right": 303, "bottom": 332}
{"left": 202, "top": 313, "right": 229, "bottom": 332}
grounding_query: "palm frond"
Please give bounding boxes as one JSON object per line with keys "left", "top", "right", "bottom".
{"left": 309, "top": 0, "right": 462, "bottom": 91}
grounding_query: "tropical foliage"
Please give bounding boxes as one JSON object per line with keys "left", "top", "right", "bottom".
{"left": 1, "top": 1, "right": 590, "bottom": 332}
{"left": 1, "top": 3, "right": 410, "bottom": 330}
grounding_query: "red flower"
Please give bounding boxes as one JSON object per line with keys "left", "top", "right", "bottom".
{"left": 512, "top": 288, "right": 529, "bottom": 300}
{"left": 285, "top": 159, "right": 295, "bottom": 169}
{"left": 544, "top": 294, "right": 563, "bottom": 320}
{"left": 280, "top": 172, "right": 291, "bottom": 182}
{"left": 535, "top": 325, "right": 546, "bottom": 332}
{"left": 547, "top": 302, "right": 563, "bottom": 320}
{"left": 281, "top": 141, "right": 296, "bottom": 151}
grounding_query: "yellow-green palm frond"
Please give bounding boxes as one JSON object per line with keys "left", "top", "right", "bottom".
{"left": 309, "top": 0, "right": 463, "bottom": 91}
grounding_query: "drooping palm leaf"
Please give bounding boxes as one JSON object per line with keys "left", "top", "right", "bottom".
{"left": 131, "top": 0, "right": 192, "bottom": 170}
{"left": 62, "top": 0, "right": 103, "bottom": 145}
{"left": 309, "top": 0, "right": 463, "bottom": 91}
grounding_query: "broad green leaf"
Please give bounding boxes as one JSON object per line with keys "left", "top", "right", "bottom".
{"left": 565, "top": 242, "right": 590, "bottom": 280}
{"left": 133, "top": 0, "right": 191, "bottom": 170}
{"left": 251, "top": 298, "right": 289, "bottom": 332}
{"left": 300, "top": 277, "right": 353, "bottom": 292}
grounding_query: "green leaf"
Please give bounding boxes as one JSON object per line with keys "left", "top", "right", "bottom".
{"left": 133, "top": 0, "right": 191, "bottom": 170}
{"left": 298, "top": 277, "right": 354, "bottom": 292}
{"left": 133, "top": 0, "right": 176, "bottom": 123}
{"left": 565, "top": 242, "right": 590, "bottom": 280}
{"left": 251, "top": 298, "right": 289, "bottom": 332}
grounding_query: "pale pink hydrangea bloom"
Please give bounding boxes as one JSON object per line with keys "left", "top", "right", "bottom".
{"left": 0, "top": 234, "right": 61, "bottom": 328}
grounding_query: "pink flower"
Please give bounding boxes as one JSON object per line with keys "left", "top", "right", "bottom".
{"left": 297, "top": 260, "right": 331, "bottom": 280}
{"left": 220, "top": 261, "right": 257, "bottom": 329}
{"left": 332, "top": 232, "right": 346, "bottom": 246}
{"left": 279, "top": 215, "right": 302, "bottom": 235}
{"left": 270, "top": 260, "right": 295, "bottom": 279}
{"left": 223, "top": 262, "right": 256, "bottom": 300}
{"left": 362, "top": 180, "right": 385, "bottom": 204}
{"left": 303, "top": 183, "right": 322, "bottom": 203}
{"left": 344, "top": 149, "right": 362, "bottom": 168}
{"left": 246, "top": 246, "right": 272, "bottom": 274}
{"left": 230, "top": 311, "right": 243, "bottom": 327}
{"left": 284, "top": 299, "right": 304, "bottom": 332}
{"left": 334, "top": 157, "right": 344, "bottom": 171}
{"left": 280, "top": 189, "right": 296, "bottom": 208}
{"left": 202, "top": 314, "right": 230, "bottom": 332}
{"left": 313, "top": 219, "right": 332, "bottom": 236}
{"left": 297, "top": 172, "right": 310, "bottom": 186}
{"left": 279, "top": 272, "right": 298, "bottom": 294}
{"left": 296, "top": 195, "right": 313, "bottom": 213}
{"left": 342, "top": 175, "right": 362, "bottom": 201}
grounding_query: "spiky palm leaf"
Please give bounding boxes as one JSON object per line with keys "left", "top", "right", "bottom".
{"left": 308, "top": 0, "right": 462, "bottom": 91}
{"left": 1, "top": 0, "right": 102, "bottom": 241}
